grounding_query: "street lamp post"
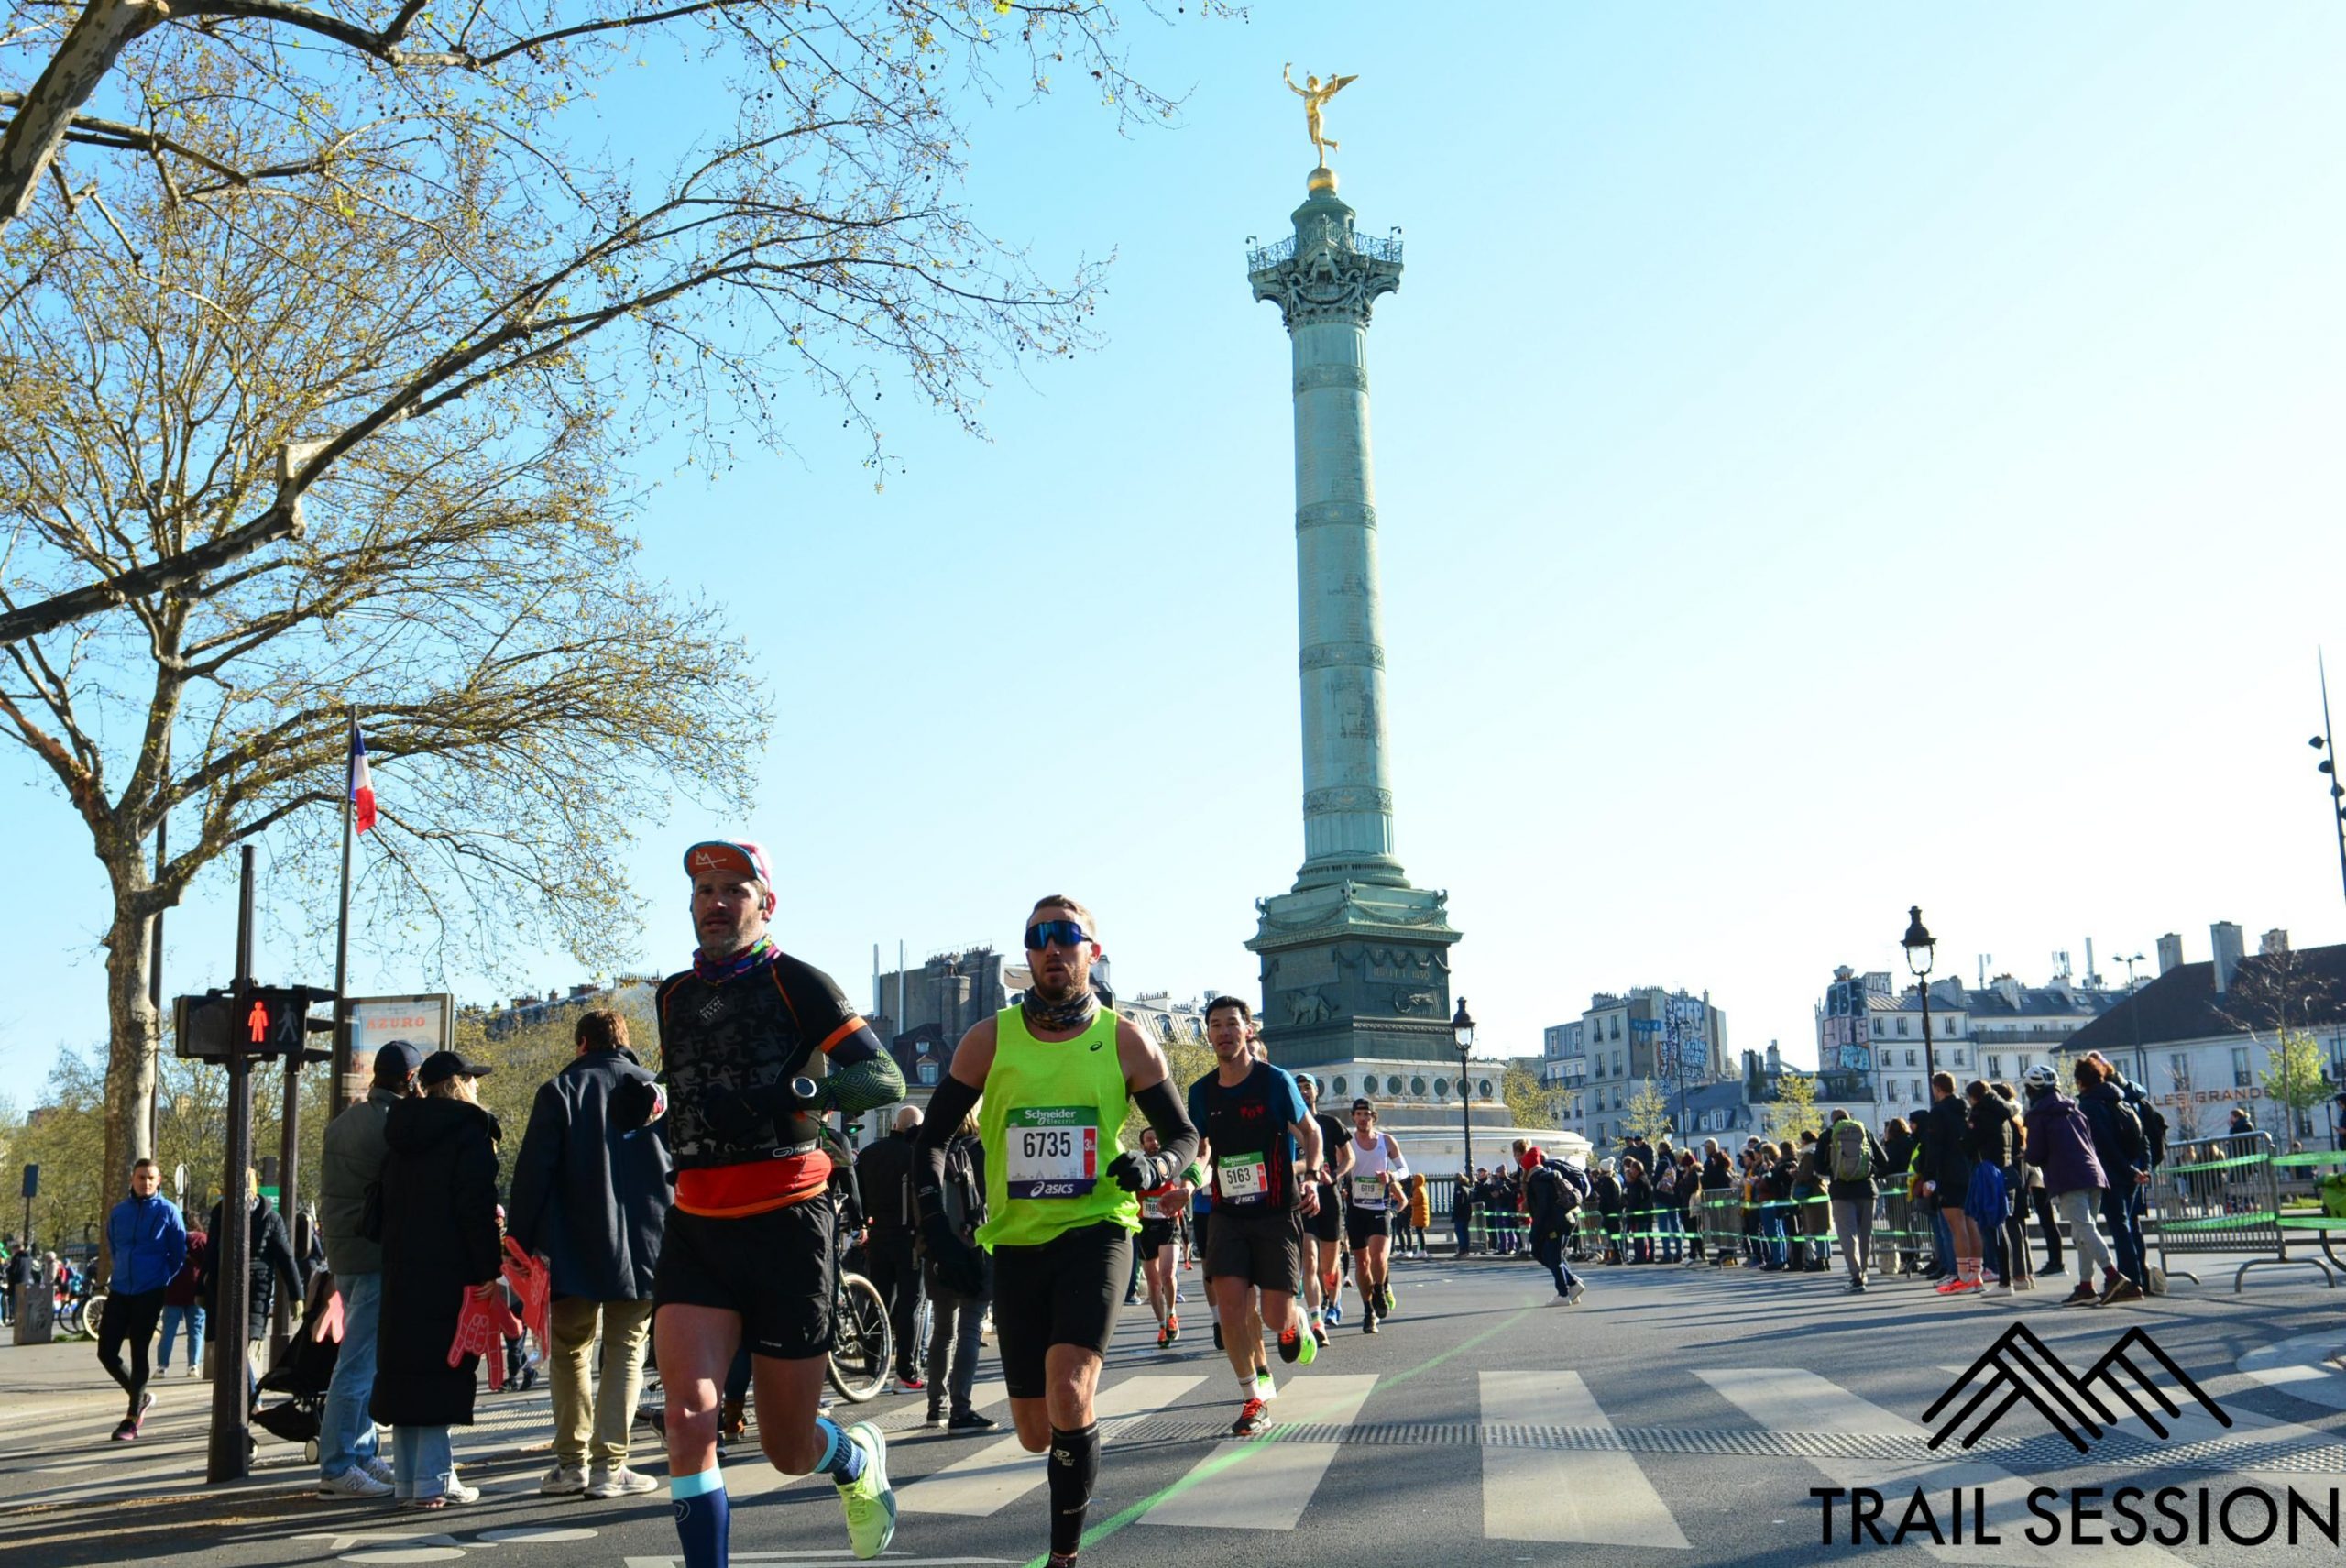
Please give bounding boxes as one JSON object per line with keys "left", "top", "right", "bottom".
{"left": 1902, "top": 906, "right": 1937, "bottom": 1089}
{"left": 2114, "top": 950, "right": 2148, "bottom": 1091}
{"left": 2311, "top": 651, "right": 2346, "bottom": 916}
{"left": 1452, "top": 998, "right": 1477, "bottom": 1178}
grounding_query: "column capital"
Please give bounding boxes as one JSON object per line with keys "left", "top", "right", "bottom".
{"left": 1247, "top": 187, "right": 1403, "bottom": 331}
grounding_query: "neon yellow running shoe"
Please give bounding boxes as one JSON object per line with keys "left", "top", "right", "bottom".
{"left": 836, "top": 1421, "right": 896, "bottom": 1560}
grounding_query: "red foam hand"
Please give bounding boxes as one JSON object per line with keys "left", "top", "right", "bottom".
{"left": 500, "top": 1236, "right": 552, "bottom": 1344}
{"left": 312, "top": 1288, "right": 345, "bottom": 1345}
{"left": 450, "top": 1284, "right": 523, "bottom": 1390}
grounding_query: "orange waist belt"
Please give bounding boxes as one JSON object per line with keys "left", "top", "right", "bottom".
{"left": 675, "top": 1151, "right": 829, "bottom": 1218}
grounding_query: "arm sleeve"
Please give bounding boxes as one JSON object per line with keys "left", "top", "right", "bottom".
{"left": 912, "top": 1073, "right": 984, "bottom": 1229}
{"left": 1130, "top": 1077, "right": 1199, "bottom": 1179}
{"left": 1384, "top": 1134, "right": 1410, "bottom": 1179}
{"left": 824, "top": 1053, "right": 905, "bottom": 1118}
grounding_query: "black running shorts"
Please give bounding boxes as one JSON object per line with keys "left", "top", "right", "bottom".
{"left": 1301, "top": 1188, "right": 1343, "bottom": 1245}
{"left": 654, "top": 1200, "right": 833, "bottom": 1360}
{"left": 989, "top": 1221, "right": 1133, "bottom": 1400}
{"left": 1345, "top": 1201, "right": 1393, "bottom": 1248}
{"left": 1204, "top": 1207, "right": 1304, "bottom": 1295}
{"left": 1136, "top": 1216, "right": 1178, "bottom": 1255}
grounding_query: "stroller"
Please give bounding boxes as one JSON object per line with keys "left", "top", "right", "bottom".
{"left": 253, "top": 1273, "right": 341, "bottom": 1463}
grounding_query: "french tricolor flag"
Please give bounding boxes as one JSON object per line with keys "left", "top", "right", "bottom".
{"left": 349, "top": 727, "right": 378, "bottom": 834}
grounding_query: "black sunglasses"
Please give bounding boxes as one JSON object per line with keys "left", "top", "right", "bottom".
{"left": 1025, "top": 918, "right": 1092, "bottom": 952}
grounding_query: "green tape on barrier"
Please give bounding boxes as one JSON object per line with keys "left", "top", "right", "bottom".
{"left": 2272, "top": 1151, "right": 2346, "bottom": 1167}
{"left": 2164, "top": 1152, "right": 2270, "bottom": 1175}
{"left": 2156, "top": 1211, "right": 2279, "bottom": 1233}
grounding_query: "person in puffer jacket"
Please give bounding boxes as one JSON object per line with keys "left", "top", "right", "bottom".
{"left": 2021, "top": 1064, "right": 2115, "bottom": 1307}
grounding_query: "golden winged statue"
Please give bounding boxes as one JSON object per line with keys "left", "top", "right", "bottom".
{"left": 1284, "top": 63, "right": 1358, "bottom": 169}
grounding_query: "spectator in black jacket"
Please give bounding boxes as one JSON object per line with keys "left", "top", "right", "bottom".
{"left": 1879, "top": 1117, "right": 1917, "bottom": 1275}
{"left": 852, "top": 1105, "right": 926, "bottom": 1391}
{"left": 1450, "top": 1171, "right": 1474, "bottom": 1257}
{"left": 921, "top": 1110, "right": 993, "bottom": 1431}
{"left": 507, "top": 1008, "right": 674, "bottom": 1499}
{"left": 1917, "top": 1073, "right": 1983, "bottom": 1293}
{"left": 201, "top": 1176, "right": 301, "bottom": 1401}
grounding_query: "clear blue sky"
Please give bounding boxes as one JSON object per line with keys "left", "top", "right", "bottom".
{"left": 6, "top": 4, "right": 2346, "bottom": 1105}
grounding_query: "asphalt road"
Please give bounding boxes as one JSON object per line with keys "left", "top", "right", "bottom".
{"left": 4, "top": 1248, "right": 2343, "bottom": 1568}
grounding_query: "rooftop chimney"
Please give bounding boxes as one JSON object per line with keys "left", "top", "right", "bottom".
{"left": 2261, "top": 928, "right": 2291, "bottom": 957}
{"left": 2155, "top": 933, "right": 2184, "bottom": 975}
{"left": 2211, "top": 921, "right": 2245, "bottom": 992}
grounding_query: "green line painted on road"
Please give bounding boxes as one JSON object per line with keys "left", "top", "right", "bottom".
{"left": 1018, "top": 1296, "right": 1543, "bottom": 1568}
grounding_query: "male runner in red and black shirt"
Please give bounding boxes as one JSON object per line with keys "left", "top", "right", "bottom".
{"left": 622, "top": 841, "right": 907, "bottom": 1565}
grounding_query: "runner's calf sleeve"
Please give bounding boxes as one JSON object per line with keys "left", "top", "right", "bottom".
{"left": 1048, "top": 1423, "right": 1101, "bottom": 1557}
{"left": 1129, "top": 1077, "right": 1200, "bottom": 1179}
{"left": 671, "top": 1466, "right": 729, "bottom": 1568}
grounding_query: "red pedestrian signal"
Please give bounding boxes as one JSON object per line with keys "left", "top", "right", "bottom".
{"left": 248, "top": 999, "right": 269, "bottom": 1044}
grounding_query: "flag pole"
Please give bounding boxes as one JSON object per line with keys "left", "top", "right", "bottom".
{"left": 328, "top": 705, "right": 357, "bottom": 1120}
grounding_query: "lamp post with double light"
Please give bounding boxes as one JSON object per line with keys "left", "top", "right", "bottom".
{"left": 1902, "top": 906, "right": 1937, "bottom": 1089}
{"left": 1453, "top": 997, "right": 1477, "bottom": 1177}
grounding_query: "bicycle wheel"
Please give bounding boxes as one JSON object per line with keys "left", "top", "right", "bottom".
{"left": 83, "top": 1292, "right": 106, "bottom": 1339}
{"left": 826, "top": 1272, "right": 891, "bottom": 1403}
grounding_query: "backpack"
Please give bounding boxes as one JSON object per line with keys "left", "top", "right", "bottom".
{"left": 2134, "top": 1099, "right": 2169, "bottom": 1168}
{"left": 1830, "top": 1119, "right": 1869, "bottom": 1183}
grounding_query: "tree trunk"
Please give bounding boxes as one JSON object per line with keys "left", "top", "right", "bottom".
{"left": 0, "top": 0, "right": 170, "bottom": 226}
{"left": 97, "top": 895, "right": 159, "bottom": 1278}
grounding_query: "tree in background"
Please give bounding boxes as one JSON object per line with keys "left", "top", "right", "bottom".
{"left": 2262, "top": 1032, "right": 2332, "bottom": 1148}
{"left": 2, "top": 0, "right": 1200, "bottom": 1217}
{"left": 1499, "top": 1058, "right": 1572, "bottom": 1136}
{"left": 1622, "top": 1079, "right": 1674, "bottom": 1146}
{"left": 1763, "top": 1069, "right": 1820, "bottom": 1146}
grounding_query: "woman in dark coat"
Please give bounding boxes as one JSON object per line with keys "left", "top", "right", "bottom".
{"left": 373, "top": 1051, "right": 503, "bottom": 1508}
{"left": 1964, "top": 1082, "right": 2027, "bottom": 1294}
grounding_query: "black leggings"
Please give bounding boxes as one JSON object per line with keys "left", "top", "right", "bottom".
{"left": 2030, "top": 1185, "right": 2062, "bottom": 1268}
{"left": 97, "top": 1288, "right": 166, "bottom": 1415}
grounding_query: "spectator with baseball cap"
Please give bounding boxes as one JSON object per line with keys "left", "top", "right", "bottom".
{"left": 316, "top": 1039, "right": 424, "bottom": 1497}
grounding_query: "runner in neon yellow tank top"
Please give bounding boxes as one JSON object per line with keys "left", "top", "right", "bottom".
{"left": 910, "top": 895, "right": 1199, "bottom": 1568}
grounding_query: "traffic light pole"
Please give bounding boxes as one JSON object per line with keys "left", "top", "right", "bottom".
{"left": 206, "top": 845, "right": 257, "bottom": 1484}
{"left": 273, "top": 1048, "right": 301, "bottom": 1355}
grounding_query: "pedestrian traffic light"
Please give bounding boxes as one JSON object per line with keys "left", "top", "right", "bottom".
{"left": 175, "top": 985, "right": 339, "bottom": 1061}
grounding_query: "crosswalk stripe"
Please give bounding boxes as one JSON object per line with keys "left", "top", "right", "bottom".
{"left": 895, "top": 1375, "right": 1205, "bottom": 1517}
{"left": 1480, "top": 1371, "right": 1689, "bottom": 1547}
{"left": 1134, "top": 1374, "right": 1377, "bottom": 1531}
{"left": 1701, "top": 1368, "right": 2192, "bottom": 1566}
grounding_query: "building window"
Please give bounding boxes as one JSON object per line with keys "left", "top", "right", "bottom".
{"left": 1905, "top": 1050, "right": 1917, "bottom": 1068}
{"left": 917, "top": 1060, "right": 939, "bottom": 1086}
{"left": 2233, "top": 1047, "right": 2252, "bottom": 1088}
{"left": 1332, "top": 1077, "right": 1347, "bottom": 1096}
{"left": 1873, "top": 1019, "right": 1883, "bottom": 1036}
{"left": 1610, "top": 1016, "right": 1622, "bottom": 1040}
{"left": 1411, "top": 1076, "right": 1426, "bottom": 1097}
{"left": 1434, "top": 1077, "right": 1449, "bottom": 1098}
{"left": 1986, "top": 1056, "right": 2001, "bottom": 1080}
{"left": 1479, "top": 1078, "right": 1494, "bottom": 1099}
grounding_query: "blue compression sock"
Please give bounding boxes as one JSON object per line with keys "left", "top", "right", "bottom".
{"left": 671, "top": 1465, "right": 729, "bottom": 1568}
{"left": 814, "top": 1417, "right": 867, "bottom": 1486}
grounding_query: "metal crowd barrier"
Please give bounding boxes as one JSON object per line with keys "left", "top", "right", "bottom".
{"left": 2151, "top": 1130, "right": 2337, "bottom": 1291}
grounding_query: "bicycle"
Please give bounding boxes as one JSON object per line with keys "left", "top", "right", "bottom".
{"left": 815, "top": 1116, "right": 892, "bottom": 1404}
